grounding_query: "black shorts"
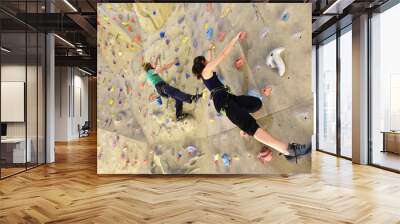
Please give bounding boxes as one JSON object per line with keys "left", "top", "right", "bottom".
{"left": 213, "top": 91, "right": 262, "bottom": 136}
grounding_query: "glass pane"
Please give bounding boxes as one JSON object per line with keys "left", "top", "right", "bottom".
{"left": 38, "top": 32, "right": 45, "bottom": 165}
{"left": 340, "top": 29, "right": 352, "bottom": 158}
{"left": 318, "top": 36, "right": 337, "bottom": 154}
{"left": 1, "top": 30, "right": 27, "bottom": 177}
{"left": 371, "top": 4, "right": 400, "bottom": 171}
{"left": 27, "top": 31, "right": 38, "bottom": 169}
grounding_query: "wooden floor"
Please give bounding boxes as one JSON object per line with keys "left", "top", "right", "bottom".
{"left": 1, "top": 135, "right": 400, "bottom": 224}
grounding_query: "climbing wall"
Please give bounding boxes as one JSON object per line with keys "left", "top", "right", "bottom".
{"left": 97, "top": 3, "right": 313, "bottom": 174}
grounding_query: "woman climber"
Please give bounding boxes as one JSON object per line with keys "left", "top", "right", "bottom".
{"left": 142, "top": 56, "right": 202, "bottom": 121}
{"left": 191, "top": 32, "right": 311, "bottom": 162}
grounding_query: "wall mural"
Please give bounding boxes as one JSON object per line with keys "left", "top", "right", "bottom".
{"left": 97, "top": 3, "right": 313, "bottom": 174}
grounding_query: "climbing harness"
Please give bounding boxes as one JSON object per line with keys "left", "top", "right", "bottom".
{"left": 210, "top": 85, "right": 231, "bottom": 116}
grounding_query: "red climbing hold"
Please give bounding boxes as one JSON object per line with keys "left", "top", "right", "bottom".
{"left": 262, "top": 86, "right": 272, "bottom": 96}
{"left": 217, "top": 32, "right": 225, "bottom": 42}
{"left": 257, "top": 147, "right": 273, "bottom": 164}
{"left": 133, "top": 35, "right": 141, "bottom": 44}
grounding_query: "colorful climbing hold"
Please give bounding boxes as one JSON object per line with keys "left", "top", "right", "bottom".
{"left": 257, "top": 147, "right": 273, "bottom": 164}
{"left": 217, "top": 32, "right": 225, "bottom": 42}
{"left": 262, "top": 86, "right": 272, "bottom": 96}
{"left": 185, "top": 146, "right": 197, "bottom": 156}
{"left": 206, "top": 27, "right": 214, "bottom": 40}
{"left": 220, "top": 6, "right": 232, "bottom": 18}
{"left": 214, "top": 153, "right": 220, "bottom": 163}
{"left": 259, "top": 27, "right": 269, "bottom": 39}
{"left": 181, "top": 36, "right": 189, "bottom": 44}
{"left": 133, "top": 35, "right": 141, "bottom": 44}
{"left": 221, "top": 153, "right": 231, "bottom": 167}
{"left": 155, "top": 96, "right": 162, "bottom": 106}
{"left": 281, "top": 10, "right": 289, "bottom": 21}
{"left": 177, "top": 151, "right": 183, "bottom": 160}
{"left": 193, "top": 39, "right": 198, "bottom": 48}
{"left": 177, "top": 16, "right": 185, "bottom": 24}
{"left": 149, "top": 93, "right": 157, "bottom": 101}
{"left": 293, "top": 31, "right": 302, "bottom": 40}
{"left": 204, "top": 23, "right": 209, "bottom": 30}
{"left": 160, "top": 31, "right": 166, "bottom": 38}
{"left": 108, "top": 99, "right": 114, "bottom": 105}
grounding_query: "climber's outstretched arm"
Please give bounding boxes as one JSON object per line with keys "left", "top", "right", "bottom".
{"left": 202, "top": 32, "right": 245, "bottom": 79}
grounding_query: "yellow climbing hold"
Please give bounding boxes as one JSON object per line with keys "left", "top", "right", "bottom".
{"left": 181, "top": 36, "right": 189, "bottom": 44}
{"left": 111, "top": 86, "right": 115, "bottom": 92}
{"left": 220, "top": 7, "right": 232, "bottom": 18}
{"left": 204, "top": 23, "right": 209, "bottom": 30}
{"left": 214, "top": 153, "right": 220, "bottom": 161}
{"left": 103, "top": 16, "right": 109, "bottom": 22}
{"left": 108, "top": 99, "right": 114, "bottom": 105}
{"left": 209, "top": 42, "right": 216, "bottom": 50}
{"left": 121, "top": 21, "right": 129, "bottom": 27}
{"left": 233, "top": 155, "right": 240, "bottom": 161}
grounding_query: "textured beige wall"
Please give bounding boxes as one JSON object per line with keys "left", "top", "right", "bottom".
{"left": 97, "top": 3, "right": 312, "bottom": 174}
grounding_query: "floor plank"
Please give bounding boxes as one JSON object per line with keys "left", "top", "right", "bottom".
{"left": 1, "top": 135, "right": 399, "bottom": 224}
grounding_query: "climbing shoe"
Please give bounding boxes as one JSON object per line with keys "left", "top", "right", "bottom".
{"left": 176, "top": 113, "right": 190, "bottom": 121}
{"left": 285, "top": 143, "right": 311, "bottom": 163}
{"left": 191, "top": 93, "right": 203, "bottom": 103}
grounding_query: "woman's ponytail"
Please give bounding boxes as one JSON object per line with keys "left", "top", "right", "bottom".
{"left": 192, "top": 56, "right": 206, "bottom": 79}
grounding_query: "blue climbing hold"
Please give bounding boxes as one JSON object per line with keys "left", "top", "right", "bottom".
{"left": 155, "top": 96, "right": 162, "bottom": 106}
{"left": 206, "top": 27, "right": 214, "bottom": 40}
{"left": 281, "top": 11, "right": 289, "bottom": 21}
{"left": 185, "top": 73, "right": 190, "bottom": 79}
{"left": 221, "top": 153, "right": 231, "bottom": 167}
{"left": 160, "top": 31, "right": 166, "bottom": 38}
{"left": 175, "top": 61, "right": 180, "bottom": 66}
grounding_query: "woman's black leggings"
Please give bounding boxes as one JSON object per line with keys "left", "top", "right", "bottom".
{"left": 213, "top": 92, "right": 262, "bottom": 136}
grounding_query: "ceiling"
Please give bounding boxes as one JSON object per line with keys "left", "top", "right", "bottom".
{"left": 0, "top": 0, "right": 392, "bottom": 75}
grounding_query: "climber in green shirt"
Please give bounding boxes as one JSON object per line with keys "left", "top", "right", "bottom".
{"left": 142, "top": 55, "right": 202, "bottom": 121}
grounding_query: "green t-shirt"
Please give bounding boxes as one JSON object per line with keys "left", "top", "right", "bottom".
{"left": 146, "top": 69, "right": 163, "bottom": 86}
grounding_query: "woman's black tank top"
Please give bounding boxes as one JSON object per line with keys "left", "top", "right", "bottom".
{"left": 202, "top": 72, "right": 223, "bottom": 91}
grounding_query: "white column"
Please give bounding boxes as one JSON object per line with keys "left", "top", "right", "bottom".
{"left": 352, "top": 14, "right": 369, "bottom": 164}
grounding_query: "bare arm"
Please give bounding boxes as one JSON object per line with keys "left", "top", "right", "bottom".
{"left": 202, "top": 32, "right": 242, "bottom": 79}
{"left": 151, "top": 54, "right": 161, "bottom": 69}
{"left": 154, "top": 58, "right": 177, "bottom": 74}
{"left": 206, "top": 44, "right": 214, "bottom": 61}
